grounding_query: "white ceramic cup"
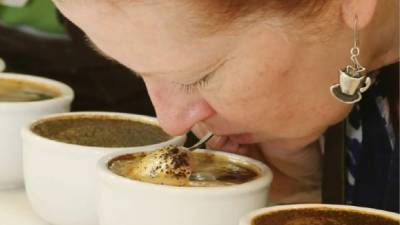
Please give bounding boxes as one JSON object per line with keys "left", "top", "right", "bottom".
{"left": 0, "top": 58, "right": 5, "bottom": 72}
{"left": 239, "top": 204, "right": 400, "bottom": 225}
{"left": 0, "top": 73, "right": 73, "bottom": 189}
{"left": 22, "top": 112, "right": 186, "bottom": 225}
{"left": 97, "top": 149, "right": 273, "bottom": 225}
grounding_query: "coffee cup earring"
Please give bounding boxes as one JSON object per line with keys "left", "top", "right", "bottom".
{"left": 330, "top": 15, "right": 372, "bottom": 104}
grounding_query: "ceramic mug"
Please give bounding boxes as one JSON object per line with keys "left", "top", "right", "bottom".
{"left": 22, "top": 112, "right": 186, "bottom": 225}
{"left": 239, "top": 204, "right": 400, "bottom": 225}
{"left": 97, "top": 149, "right": 273, "bottom": 225}
{"left": 0, "top": 73, "right": 73, "bottom": 189}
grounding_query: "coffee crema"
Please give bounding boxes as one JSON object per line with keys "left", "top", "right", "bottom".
{"left": 109, "top": 150, "right": 260, "bottom": 187}
{"left": 252, "top": 208, "right": 400, "bottom": 225}
{"left": 0, "top": 78, "right": 59, "bottom": 102}
{"left": 32, "top": 116, "right": 171, "bottom": 147}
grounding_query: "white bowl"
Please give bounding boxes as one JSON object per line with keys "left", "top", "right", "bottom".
{"left": 22, "top": 112, "right": 186, "bottom": 225}
{"left": 0, "top": 73, "right": 73, "bottom": 189}
{"left": 97, "top": 149, "right": 273, "bottom": 225}
{"left": 239, "top": 204, "right": 400, "bottom": 225}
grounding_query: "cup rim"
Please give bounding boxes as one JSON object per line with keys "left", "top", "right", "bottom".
{"left": 97, "top": 148, "right": 273, "bottom": 194}
{"left": 0, "top": 73, "right": 74, "bottom": 106}
{"left": 21, "top": 111, "right": 186, "bottom": 151}
{"left": 239, "top": 204, "right": 400, "bottom": 225}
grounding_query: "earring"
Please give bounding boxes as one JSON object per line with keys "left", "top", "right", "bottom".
{"left": 330, "top": 15, "right": 372, "bottom": 104}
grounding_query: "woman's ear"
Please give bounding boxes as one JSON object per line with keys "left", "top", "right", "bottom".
{"left": 341, "top": 0, "right": 378, "bottom": 30}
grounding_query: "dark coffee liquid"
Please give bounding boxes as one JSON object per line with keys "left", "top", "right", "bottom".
{"left": 32, "top": 116, "right": 171, "bottom": 147}
{"left": 0, "top": 78, "right": 58, "bottom": 102}
{"left": 190, "top": 152, "right": 259, "bottom": 186}
{"left": 252, "top": 208, "right": 400, "bottom": 225}
{"left": 109, "top": 152, "right": 260, "bottom": 187}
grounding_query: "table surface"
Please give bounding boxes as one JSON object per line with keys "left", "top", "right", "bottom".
{"left": 0, "top": 188, "right": 48, "bottom": 225}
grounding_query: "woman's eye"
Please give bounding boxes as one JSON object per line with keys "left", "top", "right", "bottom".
{"left": 179, "top": 72, "right": 214, "bottom": 94}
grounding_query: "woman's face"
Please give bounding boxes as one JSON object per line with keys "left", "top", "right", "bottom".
{"left": 54, "top": 1, "right": 352, "bottom": 149}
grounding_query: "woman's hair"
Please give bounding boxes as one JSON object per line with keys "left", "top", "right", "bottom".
{"left": 102, "top": 0, "right": 333, "bottom": 36}
{"left": 167, "top": 0, "right": 333, "bottom": 36}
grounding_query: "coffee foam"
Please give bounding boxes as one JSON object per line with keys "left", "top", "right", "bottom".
{"left": 0, "top": 77, "right": 61, "bottom": 102}
{"left": 30, "top": 113, "right": 171, "bottom": 148}
{"left": 30, "top": 114, "right": 163, "bottom": 138}
{"left": 128, "top": 146, "right": 192, "bottom": 186}
{"left": 251, "top": 207, "right": 400, "bottom": 225}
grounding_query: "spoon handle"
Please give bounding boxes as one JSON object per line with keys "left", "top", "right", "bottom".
{"left": 188, "top": 132, "right": 214, "bottom": 150}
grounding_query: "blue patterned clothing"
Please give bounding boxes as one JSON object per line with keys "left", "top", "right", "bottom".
{"left": 345, "top": 62, "right": 399, "bottom": 212}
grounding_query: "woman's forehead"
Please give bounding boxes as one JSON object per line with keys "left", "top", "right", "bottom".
{"left": 52, "top": 3, "right": 216, "bottom": 75}
{"left": 52, "top": 0, "right": 264, "bottom": 75}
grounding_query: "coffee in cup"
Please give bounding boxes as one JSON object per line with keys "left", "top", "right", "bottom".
{"left": 109, "top": 146, "right": 260, "bottom": 187}
{"left": 240, "top": 204, "right": 400, "bottom": 225}
{"left": 31, "top": 114, "right": 171, "bottom": 147}
{"left": 0, "top": 77, "right": 60, "bottom": 102}
{"left": 0, "top": 73, "right": 73, "bottom": 189}
{"left": 22, "top": 112, "right": 186, "bottom": 225}
{"left": 97, "top": 149, "right": 273, "bottom": 225}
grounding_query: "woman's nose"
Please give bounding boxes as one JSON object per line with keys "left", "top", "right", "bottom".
{"left": 144, "top": 78, "right": 215, "bottom": 136}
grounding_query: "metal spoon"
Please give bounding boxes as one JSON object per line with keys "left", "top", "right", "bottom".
{"left": 187, "top": 132, "right": 217, "bottom": 181}
{"left": 188, "top": 131, "right": 214, "bottom": 151}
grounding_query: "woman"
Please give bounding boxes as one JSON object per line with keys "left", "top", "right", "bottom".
{"left": 51, "top": 0, "right": 398, "bottom": 211}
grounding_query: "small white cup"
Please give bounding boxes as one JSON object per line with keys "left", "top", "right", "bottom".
{"left": 0, "top": 73, "right": 73, "bottom": 189}
{"left": 97, "top": 149, "right": 273, "bottom": 225}
{"left": 0, "top": 58, "right": 6, "bottom": 72}
{"left": 239, "top": 204, "right": 400, "bottom": 225}
{"left": 22, "top": 112, "right": 186, "bottom": 225}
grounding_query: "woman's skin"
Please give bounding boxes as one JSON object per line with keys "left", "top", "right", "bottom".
{"left": 52, "top": 0, "right": 398, "bottom": 203}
